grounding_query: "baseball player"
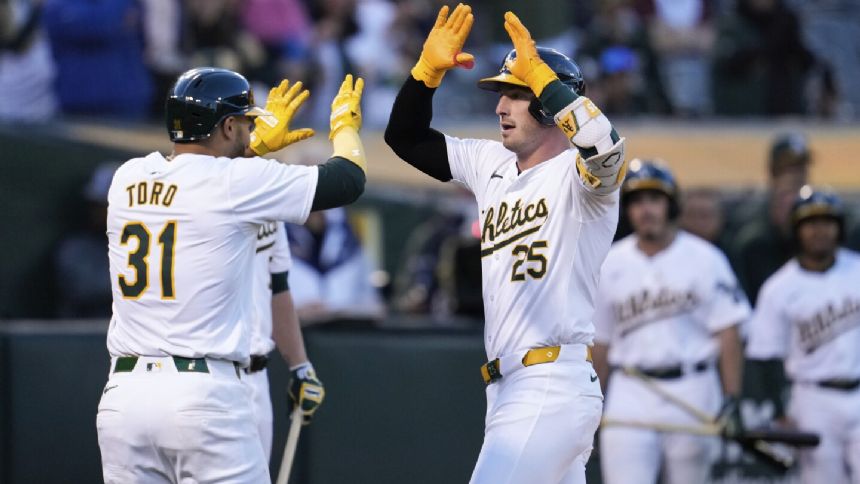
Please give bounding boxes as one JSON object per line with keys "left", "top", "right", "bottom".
{"left": 245, "top": 220, "right": 324, "bottom": 462}
{"left": 592, "top": 159, "right": 749, "bottom": 484}
{"left": 97, "top": 68, "right": 365, "bottom": 483}
{"left": 746, "top": 187, "right": 860, "bottom": 484}
{"left": 385, "top": 5, "right": 627, "bottom": 483}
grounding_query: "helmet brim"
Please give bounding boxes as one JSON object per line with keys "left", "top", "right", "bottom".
{"left": 477, "top": 72, "right": 529, "bottom": 92}
{"left": 622, "top": 179, "right": 676, "bottom": 197}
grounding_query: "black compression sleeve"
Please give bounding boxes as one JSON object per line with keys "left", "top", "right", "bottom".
{"left": 311, "top": 157, "right": 366, "bottom": 211}
{"left": 384, "top": 77, "right": 452, "bottom": 182}
{"left": 271, "top": 271, "right": 289, "bottom": 294}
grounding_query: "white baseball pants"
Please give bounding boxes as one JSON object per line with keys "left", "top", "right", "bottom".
{"left": 789, "top": 383, "right": 860, "bottom": 484}
{"left": 470, "top": 345, "right": 603, "bottom": 484}
{"left": 97, "top": 356, "right": 270, "bottom": 484}
{"left": 243, "top": 368, "right": 274, "bottom": 462}
{"left": 600, "top": 369, "right": 721, "bottom": 484}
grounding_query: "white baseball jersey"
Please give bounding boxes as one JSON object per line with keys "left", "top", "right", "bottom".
{"left": 445, "top": 135, "right": 619, "bottom": 359}
{"left": 249, "top": 222, "right": 292, "bottom": 356}
{"left": 593, "top": 231, "right": 750, "bottom": 368}
{"left": 106, "top": 151, "right": 317, "bottom": 366}
{"left": 746, "top": 248, "right": 860, "bottom": 381}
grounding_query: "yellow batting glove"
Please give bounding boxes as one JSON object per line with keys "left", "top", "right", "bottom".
{"left": 411, "top": 3, "right": 475, "bottom": 88}
{"left": 250, "top": 80, "right": 315, "bottom": 156}
{"left": 502, "top": 11, "right": 558, "bottom": 97}
{"left": 330, "top": 74, "right": 363, "bottom": 138}
{"left": 330, "top": 74, "right": 367, "bottom": 172}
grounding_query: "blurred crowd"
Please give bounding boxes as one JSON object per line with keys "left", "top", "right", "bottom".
{"left": 2, "top": 0, "right": 860, "bottom": 125}
{"left": 51, "top": 131, "right": 860, "bottom": 325}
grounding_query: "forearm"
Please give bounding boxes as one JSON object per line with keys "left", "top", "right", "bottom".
{"left": 592, "top": 343, "right": 611, "bottom": 394}
{"left": 383, "top": 77, "right": 452, "bottom": 182}
{"left": 272, "top": 290, "right": 309, "bottom": 367}
{"left": 718, "top": 325, "right": 743, "bottom": 397}
{"left": 311, "top": 156, "right": 366, "bottom": 211}
{"left": 540, "top": 80, "right": 626, "bottom": 194}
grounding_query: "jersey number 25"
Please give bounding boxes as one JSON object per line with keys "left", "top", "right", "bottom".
{"left": 118, "top": 221, "right": 177, "bottom": 299}
{"left": 511, "top": 241, "right": 548, "bottom": 282}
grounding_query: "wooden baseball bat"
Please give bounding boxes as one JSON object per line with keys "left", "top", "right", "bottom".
{"left": 601, "top": 419, "right": 820, "bottom": 447}
{"left": 276, "top": 407, "right": 304, "bottom": 484}
{"left": 601, "top": 419, "right": 818, "bottom": 471}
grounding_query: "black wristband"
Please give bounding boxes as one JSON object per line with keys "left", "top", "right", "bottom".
{"left": 271, "top": 271, "right": 289, "bottom": 294}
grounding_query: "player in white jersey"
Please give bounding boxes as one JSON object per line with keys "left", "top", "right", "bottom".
{"left": 385, "top": 6, "right": 627, "bottom": 483}
{"left": 97, "top": 67, "right": 366, "bottom": 483}
{"left": 592, "top": 159, "right": 749, "bottom": 484}
{"left": 245, "top": 221, "right": 324, "bottom": 461}
{"left": 746, "top": 187, "right": 860, "bottom": 484}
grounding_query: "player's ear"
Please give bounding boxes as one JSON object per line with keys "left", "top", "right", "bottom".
{"left": 221, "top": 116, "right": 237, "bottom": 140}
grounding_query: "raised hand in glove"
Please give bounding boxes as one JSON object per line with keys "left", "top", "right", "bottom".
{"left": 250, "top": 80, "right": 315, "bottom": 156}
{"left": 330, "top": 74, "right": 364, "bottom": 139}
{"left": 411, "top": 3, "right": 475, "bottom": 88}
{"left": 288, "top": 362, "right": 325, "bottom": 425}
{"left": 329, "top": 74, "right": 367, "bottom": 171}
{"left": 502, "top": 11, "right": 558, "bottom": 97}
{"left": 717, "top": 395, "right": 744, "bottom": 439}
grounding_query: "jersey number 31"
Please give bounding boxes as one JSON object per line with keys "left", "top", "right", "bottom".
{"left": 118, "top": 221, "right": 177, "bottom": 299}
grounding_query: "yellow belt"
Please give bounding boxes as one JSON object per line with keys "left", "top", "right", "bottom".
{"left": 480, "top": 345, "right": 593, "bottom": 384}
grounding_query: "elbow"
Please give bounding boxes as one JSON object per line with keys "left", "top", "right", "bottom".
{"left": 383, "top": 124, "right": 401, "bottom": 151}
{"left": 347, "top": 170, "right": 367, "bottom": 204}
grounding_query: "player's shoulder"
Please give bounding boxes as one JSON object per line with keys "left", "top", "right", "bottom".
{"left": 759, "top": 258, "right": 801, "bottom": 297}
{"left": 114, "top": 151, "right": 162, "bottom": 175}
{"left": 677, "top": 231, "right": 730, "bottom": 263}
{"left": 836, "top": 248, "right": 860, "bottom": 271}
{"left": 606, "top": 234, "right": 638, "bottom": 261}
{"left": 445, "top": 135, "right": 511, "bottom": 166}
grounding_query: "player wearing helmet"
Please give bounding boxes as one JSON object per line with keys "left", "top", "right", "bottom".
{"left": 385, "top": 5, "right": 626, "bottom": 483}
{"left": 592, "top": 159, "right": 749, "bottom": 484}
{"left": 746, "top": 187, "right": 860, "bottom": 484}
{"left": 96, "top": 68, "right": 365, "bottom": 483}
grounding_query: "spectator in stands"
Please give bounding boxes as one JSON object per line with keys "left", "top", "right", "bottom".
{"left": 240, "top": 0, "right": 313, "bottom": 87}
{"left": 712, "top": 0, "right": 813, "bottom": 116}
{"left": 53, "top": 162, "right": 118, "bottom": 318}
{"left": 43, "top": 0, "right": 152, "bottom": 119}
{"left": 638, "top": 0, "right": 716, "bottom": 116}
{"left": 787, "top": 0, "right": 860, "bottom": 120}
{"left": 304, "top": 0, "right": 360, "bottom": 127}
{"left": 679, "top": 187, "right": 728, "bottom": 250}
{"left": 0, "top": 0, "right": 57, "bottom": 122}
{"left": 577, "top": 0, "right": 661, "bottom": 115}
{"left": 286, "top": 208, "right": 384, "bottom": 323}
{"left": 392, "top": 190, "right": 481, "bottom": 320}
{"left": 392, "top": 211, "right": 465, "bottom": 316}
{"left": 184, "top": 0, "right": 264, "bottom": 74}
{"left": 729, "top": 132, "right": 810, "bottom": 304}
{"left": 140, "top": 0, "right": 185, "bottom": 117}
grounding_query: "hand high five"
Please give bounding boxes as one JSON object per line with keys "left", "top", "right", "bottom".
{"left": 411, "top": 3, "right": 475, "bottom": 88}
{"left": 251, "top": 80, "right": 315, "bottom": 156}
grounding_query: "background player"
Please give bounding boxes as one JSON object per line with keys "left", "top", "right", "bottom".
{"left": 385, "top": 5, "right": 627, "bottom": 483}
{"left": 97, "top": 68, "right": 365, "bottom": 483}
{"left": 746, "top": 186, "right": 860, "bottom": 483}
{"left": 592, "top": 159, "right": 749, "bottom": 484}
{"left": 245, "top": 217, "right": 324, "bottom": 462}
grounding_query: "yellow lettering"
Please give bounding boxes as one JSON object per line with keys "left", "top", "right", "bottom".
{"left": 137, "top": 182, "right": 148, "bottom": 205}
{"left": 151, "top": 182, "right": 164, "bottom": 206}
{"left": 163, "top": 185, "right": 177, "bottom": 206}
